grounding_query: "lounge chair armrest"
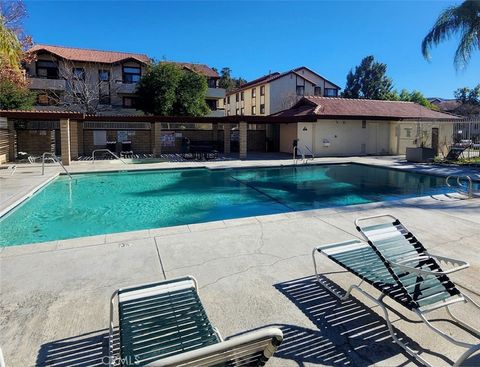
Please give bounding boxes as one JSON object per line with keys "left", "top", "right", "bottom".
{"left": 388, "top": 254, "right": 469, "bottom": 277}
{"left": 146, "top": 327, "right": 283, "bottom": 367}
{"left": 427, "top": 253, "right": 470, "bottom": 273}
{"left": 387, "top": 261, "right": 444, "bottom": 277}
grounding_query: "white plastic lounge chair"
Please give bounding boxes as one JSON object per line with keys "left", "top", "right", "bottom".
{"left": 312, "top": 214, "right": 480, "bottom": 367}
{"left": 109, "top": 276, "right": 283, "bottom": 366}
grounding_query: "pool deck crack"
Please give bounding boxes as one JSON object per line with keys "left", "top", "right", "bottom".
{"left": 153, "top": 237, "right": 167, "bottom": 280}
{"left": 199, "top": 254, "right": 309, "bottom": 290}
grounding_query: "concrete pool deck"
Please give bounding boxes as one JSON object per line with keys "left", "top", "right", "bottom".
{"left": 0, "top": 156, "right": 479, "bottom": 366}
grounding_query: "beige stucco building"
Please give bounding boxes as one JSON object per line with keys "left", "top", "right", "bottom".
{"left": 25, "top": 45, "right": 225, "bottom": 116}
{"left": 274, "top": 97, "right": 458, "bottom": 157}
{"left": 224, "top": 66, "right": 341, "bottom": 117}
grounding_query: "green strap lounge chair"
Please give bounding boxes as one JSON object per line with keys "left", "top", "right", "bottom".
{"left": 109, "top": 276, "right": 283, "bottom": 367}
{"left": 312, "top": 214, "right": 480, "bottom": 367}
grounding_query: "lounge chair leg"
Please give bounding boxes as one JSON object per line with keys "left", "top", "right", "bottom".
{"left": 454, "top": 344, "right": 480, "bottom": 367}
{"left": 347, "top": 285, "right": 432, "bottom": 366}
{"left": 416, "top": 310, "right": 480, "bottom": 366}
{"left": 312, "top": 248, "right": 350, "bottom": 301}
{"left": 447, "top": 293, "right": 480, "bottom": 337}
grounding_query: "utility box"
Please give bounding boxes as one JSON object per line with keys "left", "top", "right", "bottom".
{"left": 406, "top": 147, "right": 435, "bottom": 163}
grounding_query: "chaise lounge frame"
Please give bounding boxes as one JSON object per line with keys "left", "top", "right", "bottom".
{"left": 312, "top": 214, "right": 480, "bottom": 367}
{"left": 109, "top": 275, "right": 283, "bottom": 367}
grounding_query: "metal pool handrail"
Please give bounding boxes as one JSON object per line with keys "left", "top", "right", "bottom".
{"left": 446, "top": 175, "right": 473, "bottom": 198}
{"left": 92, "top": 149, "right": 127, "bottom": 164}
{"left": 41, "top": 152, "right": 72, "bottom": 180}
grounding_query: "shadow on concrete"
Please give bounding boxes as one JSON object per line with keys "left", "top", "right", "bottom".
{"left": 36, "top": 329, "right": 113, "bottom": 367}
{"left": 35, "top": 277, "right": 479, "bottom": 366}
{"left": 273, "top": 275, "right": 449, "bottom": 367}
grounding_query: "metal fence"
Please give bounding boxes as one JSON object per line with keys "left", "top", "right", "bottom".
{"left": 452, "top": 119, "right": 480, "bottom": 160}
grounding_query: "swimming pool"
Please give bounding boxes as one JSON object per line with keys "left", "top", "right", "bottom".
{"left": 0, "top": 164, "right": 466, "bottom": 246}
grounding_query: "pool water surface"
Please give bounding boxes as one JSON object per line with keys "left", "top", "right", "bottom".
{"left": 0, "top": 164, "right": 464, "bottom": 246}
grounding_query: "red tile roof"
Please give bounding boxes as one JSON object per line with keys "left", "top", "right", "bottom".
{"left": 163, "top": 62, "right": 219, "bottom": 78}
{"left": 273, "top": 96, "right": 458, "bottom": 120}
{"left": 28, "top": 44, "right": 150, "bottom": 64}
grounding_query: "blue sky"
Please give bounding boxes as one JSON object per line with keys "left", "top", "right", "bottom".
{"left": 24, "top": 1, "right": 478, "bottom": 98}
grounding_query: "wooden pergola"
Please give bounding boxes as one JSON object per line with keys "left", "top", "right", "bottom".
{"left": 0, "top": 110, "right": 316, "bottom": 164}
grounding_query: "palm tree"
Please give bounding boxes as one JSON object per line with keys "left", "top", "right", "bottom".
{"left": 0, "top": 15, "right": 22, "bottom": 71}
{"left": 422, "top": 0, "right": 480, "bottom": 70}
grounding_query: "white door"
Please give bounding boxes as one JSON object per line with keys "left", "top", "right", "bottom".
{"left": 367, "top": 122, "right": 378, "bottom": 155}
{"left": 297, "top": 123, "right": 314, "bottom": 156}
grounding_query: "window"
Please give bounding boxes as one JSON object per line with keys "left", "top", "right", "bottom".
{"left": 252, "top": 106, "right": 256, "bottom": 115}
{"left": 236, "top": 93, "right": 239, "bottom": 102}
{"left": 362, "top": 120, "right": 367, "bottom": 129}
{"left": 240, "top": 107, "right": 245, "bottom": 115}
{"left": 260, "top": 85, "right": 265, "bottom": 96}
{"left": 236, "top": 108, "right": 239, "bottom": 115}
{"left": 260, "top": 104, "right": 265, "bottom": 114}
{"left": 98, "top": 70, "right": 110, "bottom": 81}
{"left": 324, "top": 88, "right": 338, "bottom": 97}
{"left": 122, "top": 66, "right": 141, "bottom": 83}
{"left": 404, "top": 128, "right": 412, "bottom": 138}
{"left": 207, "top": 78, "right": 217, "bottom": 88}
{"left": 206, "top": 99, "right": 217, "bottom": 110}
{"left": 123, "top": 97, "right": 138, "bottom": 108}
{"left": 296, "top": 86, "right": 305, "bottom": 96}
{"left": 36, "top": 60, "right": 58, "bottom": 79}
{"left": 99, "top": 94, "right": 111, "bottom": 105}
{"left": 227, "top": 96, "right": 230, "bottom": 104}
{"left": 73, "top": 68, "right": 85, "bottom": 80}
{"left": 314, "top": 87, "right": 322, "bottom": 96}
{"left": 251, "top": 88, "right": 256, "bottom": 98}
{"left": 240, "top": 91, "right": 244, "bottom": 101}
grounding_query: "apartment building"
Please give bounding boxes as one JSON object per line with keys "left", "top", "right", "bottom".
{"left": 224, "top": 66, "right": 341, "bottom": 116}
{"left": 25, "top": 45, "right": 225, "bottom": 116}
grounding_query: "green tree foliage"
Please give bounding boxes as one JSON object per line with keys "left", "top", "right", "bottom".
{"left": 422, "top": 0, "right": 480, "bottom": 70}
{"left": 342, "top": 56, "right": 394, "bottom": 100}
{"left": 0, "top": 79, "right": 36, "bottom": 109}
{"left": 454, "top": 84, "right": 480, "bottom": 105}
{"left": 174, "top": 69, "right": 209, "bottom": 116}
{"left": 396, "top": 89, "right": 438, "bottom": 109}
{"left": 136, "top": 63, "right": 209, "bottom": 116}
{"left": 218, "top": 67, "right": 246, "bottom": 92}
{"left": 0, "top": 0, "right": 33, "bottom": 85}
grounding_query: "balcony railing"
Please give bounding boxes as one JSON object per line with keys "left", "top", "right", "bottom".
{"left": 28, "top": 77, "right": 66, "bottom": 91}
{"left": 116, "top": 82, "right": 138, "bottom": 95}
{"left": 207, "top": 109, "right": 226, "bottom": 117}
{"left": 206, "top": 87, "right": 226, "bottom": 99}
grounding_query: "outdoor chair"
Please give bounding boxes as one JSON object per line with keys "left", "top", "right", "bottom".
{"left": 312, "top": 214, "right": 480, "bottom": 366}
{"left": 121, "top": 141, "right": 133, "bottom": 158}
{"left": 109, "top": 276, "right": 283, "bottom": 367}
{"left": 107, "top": 141, "right": 117, "bottom": 154}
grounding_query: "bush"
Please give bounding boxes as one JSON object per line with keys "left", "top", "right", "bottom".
{"left": 0, "top": 80, "right": 36, "bottom": 110}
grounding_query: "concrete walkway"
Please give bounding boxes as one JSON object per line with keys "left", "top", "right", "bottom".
{"left": 0, "top": 156, "right": 479, "bottom": 366}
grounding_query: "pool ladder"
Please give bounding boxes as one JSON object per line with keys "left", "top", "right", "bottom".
{"left": 41, "top": 152, "right": 73, "bottom": 180}
{"left": 293, "top": 145, "right": 315, "bottom": 165}
{"left": 445, "top": 175, "right": 478, "bottom": 198}
{"left": 92, "top": 149, "right": 127, "bottom": 164}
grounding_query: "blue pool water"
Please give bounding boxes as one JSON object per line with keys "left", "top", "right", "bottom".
{"left": 0, "top": 164, "right": 466, "bottom": 246}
